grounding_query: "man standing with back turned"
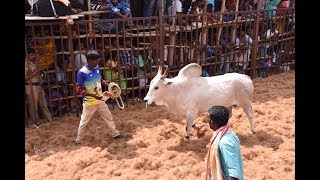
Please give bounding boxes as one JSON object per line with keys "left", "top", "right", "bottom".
{"left": 206, "top": 106, "right": 245, "bottom": 180}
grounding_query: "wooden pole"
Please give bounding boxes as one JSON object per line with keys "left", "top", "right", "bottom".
{"left": 66, "top": 19, "right": 80, "bottom": 117}
{"left": 229, "top": 0, "right": 239, "bottom": 69}
{"left": 159, "top": 0, "right": 165, "bottom": 67}
{"left": 231, "top": 0, "right": 239, "bottom": 42}
{"left": 217, "top": 0, "right": 226, "bottom": 44}
{"left": 251, "top": 0, "right": 261, "bottom": 78}
{"left": 200, "top": 0, "right": 209, "bottom": 64}
{"left": 87, "top": 0, "right": 91, "bottom": 12}
{"left": 87, "top": 0, "right": 93, "bottom": 44}
{"left": 169, "top": 0, "right": 177, "bottom": 66}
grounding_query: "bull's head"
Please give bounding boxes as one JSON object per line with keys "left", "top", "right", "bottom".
{"left": 144, "top": 66, "right": 173, "bottom": 106}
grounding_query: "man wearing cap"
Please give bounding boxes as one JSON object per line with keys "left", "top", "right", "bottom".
{"left": 75, "top": 50, "right": 127, "bottom": 144}
{"left": 25, "top": 47, "right": 52, "bottom": 125}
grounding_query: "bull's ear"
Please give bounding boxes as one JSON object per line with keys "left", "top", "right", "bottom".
{"left": 157, "top": 65, "right": 162, "bottom": 75}
{"left": 164, "top": 79, "right": 173, "bottom": 85}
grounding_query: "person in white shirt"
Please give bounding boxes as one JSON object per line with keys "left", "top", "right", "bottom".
{"left": 168, "top": 0, "right": 183, "bottom": 16}
{"left": 74, "top": 42, "right": 88, "bottom": 69}
{"left": 168, "top": 0, "right": 187, "bottom": 25}
{"left": 234, "top": 31, "right": 253, "bottom": 71}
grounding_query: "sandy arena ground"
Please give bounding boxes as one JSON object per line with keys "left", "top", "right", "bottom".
{"left": 25, "top": 70, "right": 295, "bottom": 180}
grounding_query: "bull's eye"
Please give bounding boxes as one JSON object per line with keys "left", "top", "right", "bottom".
{"left": 154, "top": 87, "right": 159, "bottom": 90}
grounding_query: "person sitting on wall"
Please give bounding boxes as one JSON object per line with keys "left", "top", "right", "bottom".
{"left": 95, "top": 0, "right": 131, "bottom": 33}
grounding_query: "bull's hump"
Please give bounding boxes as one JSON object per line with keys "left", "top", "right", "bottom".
{"left": 177, "top": 63, "right": 202, "bottom": 78}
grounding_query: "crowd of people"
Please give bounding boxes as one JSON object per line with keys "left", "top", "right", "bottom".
{"left": 24, "top": 0, "right": 295, "bottom": 126}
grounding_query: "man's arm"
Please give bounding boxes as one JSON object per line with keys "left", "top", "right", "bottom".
{"left": 92, "top": 3, "right": 111, "bottom": 11}
{"left": 113, "top": 3, "right": 130, "bottom": 18}
{"left": 25, "top": 67, "right": 38, "bottom": 80}
{"left": 98, "top": 5, "right": 112, "bottom": 11}
{"left": 76, "top": 84, "right": 104, "bottom": 99}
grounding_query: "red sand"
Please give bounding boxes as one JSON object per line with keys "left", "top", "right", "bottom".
{"left": 26, "top": 70, "right": 295, "bottom": 179}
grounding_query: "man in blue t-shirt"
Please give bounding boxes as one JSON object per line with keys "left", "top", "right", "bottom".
{"left": 75, "top": 50, "right": 127, "bottom": 144}
{"left": 206, "top": 106, "right": 245, "bottom": 180}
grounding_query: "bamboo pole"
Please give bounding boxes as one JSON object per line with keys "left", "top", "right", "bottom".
{"left": 87, "top": 0, "right": 93, "bottom": 45}
{"left": 87, "top": 0, "right": 91, "bottom": 12}
{"left": 169, "top": 0, "right": 177, "bottom": 66}
{"left": 200, "top": 0, "right": 209, "bottom": 64}
{"left": 216, "top": 0, "right": 226, "bottom": 44}
{"left": 66, "top": 20, "right": 80, "bottom": 117}
{"left": 251, "top": 0, "right": 261, "bottom": 78}
{"left": 229, "top": 0, "right": 240, "bottom": 70}
{"left": 231, "top": 0, "right": 240, "bottom": 42}
{"left": 159, "top": 0, "right": 165, "bottom": 67}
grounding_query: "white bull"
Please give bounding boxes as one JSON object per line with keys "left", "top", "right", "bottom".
{"left": 144, "top": 63, "right": 255, "bottom": 138}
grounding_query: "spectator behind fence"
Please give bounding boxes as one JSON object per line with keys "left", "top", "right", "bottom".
{"left": 75, "top": 50, "right": 128, "bottom": 144}
{"left": 91, "top": 0, "right": 112, "bottom": 32}
{"left": 206, "top": 106, "right": 244, "bottom": 180}
{"left": 239, "top": 0, "right": 253, "bottom": 19}
{"left": 143, "top": 0, "right": 158, "bottom": 24}
{"left": 168, "top": 0, "right": 187, "bottom": 25}
{"left": 119, "top": 37, "right": 138, "bottom": 86}
{"left": 103, "top": 50, "right": 127, "bottom": 91}
{"left": 74, "top": 42, "right": 88, "bottom": 69}
{"left": 91, "top": 0, "right": 111, "bottom": 11}
{"left": 265, "top": 0, "right": 281, "bottom": 17}
{"left": 70, "top": 0, "right": 85, "bottom": 14}
{"left": 188, "top": 1, "right": 201, "bottom": 26}
{"left": 120, "top": 0, "right": 134, "bottom": 25}
{"left": 240, "top": 0, "right": 253, "bottom": 11}
{"left": 276, "top": 0, "right": 290, "bottom": 33}
{"left": 105, "top": 0, "right": 131, "bottom": 33}
{"left": 234, "top": 30, "right": 253, "bottom": 72}
{"left": 25, "top": 47, "right": 52, "bottom": 126}
{"left": 206, "top": 3, "right": 218, "bottom": 23}
{"left": 168, "top": 0, "right": 184, "bottom": 16}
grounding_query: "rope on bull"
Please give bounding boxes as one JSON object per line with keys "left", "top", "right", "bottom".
{"left": 107, "top": 82, "right": 124, "bottom": 109}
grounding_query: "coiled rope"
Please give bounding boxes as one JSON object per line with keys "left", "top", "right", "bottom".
{"left": 108, "top": 82, "right": 124, "bottom": 109}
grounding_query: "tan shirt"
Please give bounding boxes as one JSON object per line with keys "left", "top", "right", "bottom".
{"left": 25, "top": 59, "right": 41, "bottom": 83}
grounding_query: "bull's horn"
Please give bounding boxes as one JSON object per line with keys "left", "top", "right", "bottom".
{"left": 157, "top": 65, "right": 162, "bottom": 75}
{"left": 162, "top": 67, "right": 168, "bottom": 79}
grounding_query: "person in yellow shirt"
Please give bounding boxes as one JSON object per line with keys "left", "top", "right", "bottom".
{"left": 103, "top": 51, "right": 127, "bottom": 91}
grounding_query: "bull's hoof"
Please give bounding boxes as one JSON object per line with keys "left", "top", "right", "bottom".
{"left": 251, "top": 129, "right": 256, "bottom": 135}
{"left": 184, "top": 135, "right": 190, "bottom": 139}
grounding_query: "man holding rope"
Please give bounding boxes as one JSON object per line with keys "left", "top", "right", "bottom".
{"left": 75, "top": 50, "right": 127, "bottom": 144}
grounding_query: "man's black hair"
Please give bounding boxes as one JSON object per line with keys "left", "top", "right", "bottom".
{"left": 208, "top": 106, "right": 229, "bottom": 127}
{"left": 86, "top": 50, "right": 100, "bottom": 61}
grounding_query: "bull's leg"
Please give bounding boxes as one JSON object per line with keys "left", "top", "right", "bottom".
{"left": 243, "top": 104, "right": 255, "bottom": 134}
{"left": 185, "top": 111, "right": 197, "bottom": 139}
